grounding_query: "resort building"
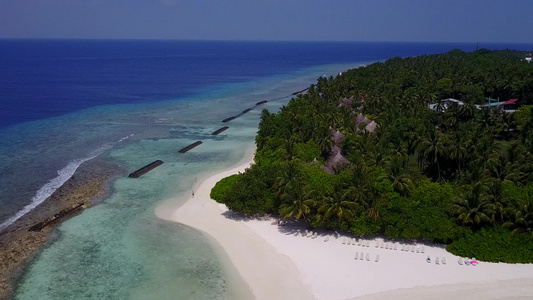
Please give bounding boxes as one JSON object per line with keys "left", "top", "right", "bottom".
{"left": 428, "top": 98, "right": 482, "bottom": 111}
{"left": 484, "top": 99, "right": 519, "bottom": 113}
{"left": 483, "top": 99, "right": 519, "bottom": 113}
{"left": 429, "top": 98, "right": 519, "bottom": 113}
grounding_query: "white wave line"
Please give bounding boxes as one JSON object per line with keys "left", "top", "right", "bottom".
{"left": 0, "top": 134, "right": 131, "bottom": 232}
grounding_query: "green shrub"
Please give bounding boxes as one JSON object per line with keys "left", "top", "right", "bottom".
{"left": 447, "top": 226, "right": 533, "bottom": 263}
{"left": 210, "top": 174, "right": 240, "bottom": 203}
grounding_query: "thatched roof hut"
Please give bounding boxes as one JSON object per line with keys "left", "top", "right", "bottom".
{"left": 365, "top": 121, "right": 378, "bottom": 133}
{"left": 339, "top": 96, "right": 354, "bottom": 108}
{"left": 353, "top": 113, "right": 371, "bottom": 126}
{"left": 331, "top": 128, "right": 345, "bottom": 146}
{"left": 322, "top": 145, "right": 350, "bottom": 174}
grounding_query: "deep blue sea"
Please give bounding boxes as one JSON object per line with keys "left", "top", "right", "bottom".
{"left": 1, "top": 40, "right": 532, "bottom": 299}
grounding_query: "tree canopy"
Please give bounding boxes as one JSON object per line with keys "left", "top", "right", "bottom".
{"left": 211, "top": 49, "right": 533, "bottom": 263}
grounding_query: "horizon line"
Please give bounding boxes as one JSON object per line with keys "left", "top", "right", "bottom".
{"left": 0, "top": 37, "right": 532, "bottom": 45}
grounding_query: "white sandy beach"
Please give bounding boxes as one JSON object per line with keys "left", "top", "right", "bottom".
{"left": 163, "top": 158, "right": 533, "bottom": 300}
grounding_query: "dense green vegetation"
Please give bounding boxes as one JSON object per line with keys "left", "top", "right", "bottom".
{"left": 211, "top": 49, "right": 533, "bottom": 262}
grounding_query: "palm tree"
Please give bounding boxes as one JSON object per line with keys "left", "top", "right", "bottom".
{"left": 446, "top": 131, "right": 470, "bottom": 178}
{"left": 316, "top": 182, "right": 358, "bottom": 224}
{"left": 315, "top": 126, "right": 332, "bottom": 158}
{"left": 503, "top": 193, "right": 533, "bottom": 239}
{"left": 443, "top": 102, "right": 460, "bottom": 128}
{"left": 279, "top": 180, "right": 316, "bottom": 226}
{"left": 404, "top": 126, "right": 422, "bottom": 157}
{"left": 419, "top": 127, "right": 445, "bottom": 180}
{"left": 274, "top": 160, "right": 300, "bottom": 196}
{"left": 459, "top": 102, "right": 476, "bottom": 121}
{"left": 476, "top": 107, "right": 496, "bottom": 130}
{"left": 387, "top": 158, "right": 414, "bottom": 195}
{"left": 363, "top": 181, "right": 386, "bottom": 220}
{"left": 471, "top": 132, "right": 499, "bottom": 171}
{"left": 486, "top": 150, "right": 523, "bottom": 184}
{"left": 452, "top": 183, "right": 492, "bottom": 227}
{"left": 485, "top": 179, "right": 507, "bottom": 223}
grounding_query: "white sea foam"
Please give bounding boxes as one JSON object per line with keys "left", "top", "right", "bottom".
{"left": 0, "top": 136, "right": 129, "bottom": 232}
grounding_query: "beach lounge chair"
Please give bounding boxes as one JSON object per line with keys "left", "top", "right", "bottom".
{"left": 416, "top": 246, "right": 420, "bottom": 253}
{"left": 394, "top": 243, "right": 398, "bottom": 250}
{"left": 421, "top": 246, "right": 425, "bottom": 253}
{"left": 380, "top": 242, "right": 384, "bottom": 248}
{"left": 375, "top": 254, "right": 380, "bottom": 262}
{"left": 375, "top": 242, "right": 379, "bottom": 248}
{"left": 352, "top": 238, "right": 356, "bottom": 245}
{"left": 366, "top": 241, "right": 370, "bottom": 247}
{"left": 342, "top": 237, "right": 346, "bottom": 244}
{"left": 435, "top": 257, "right": 440, "bottom": 264}
{"left": 458, "top": 257, "right": 463, "bottom": 265}
{"left": 357, "top": 239, "right": 361, "bottom": 246}
{"left": 384, "top": 243, "right": 388, "bottom": 249}
{"left": 324, "top": 236, "right": 329, "bottom": 242}
{"left": 360, "top": 253, "right": 364, "bottom": 260}
{"left": 442, "top": 257, "right": 446, "bottom": 264}
{"left": 354, "top": 252, "right": 359, "bottom": 260}
{"left": 306, "top": 231, "right": 313, "bottom": 238}
{"left": 366, "top": 253, "right": 370, "bottom": 261}
{"left": 411, "top": 245, "right": 415, "bottom": 252}
{"left": 312, "top": 232, "right": 318, "bottom": 239}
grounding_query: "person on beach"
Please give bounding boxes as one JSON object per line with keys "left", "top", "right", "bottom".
{"left": 192, "top": 191, "right": 195, "bottom": 198}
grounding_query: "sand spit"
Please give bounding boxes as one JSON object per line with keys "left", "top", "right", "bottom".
{"left": 167, "top": 156, "right": 533, "bottom": 300}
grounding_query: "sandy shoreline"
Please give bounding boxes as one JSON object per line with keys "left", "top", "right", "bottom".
{"left": 166, "top": 156, "right": 533, "bottom": 300}
{"left": 159, "top": 154, "right": 314, "bottom": 300}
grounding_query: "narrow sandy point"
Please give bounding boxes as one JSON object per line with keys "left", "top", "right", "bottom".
{"left": 164, "top": 159, "right": 314, "bottom": 300}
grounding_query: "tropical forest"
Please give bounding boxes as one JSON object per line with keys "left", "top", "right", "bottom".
{"left": 211, "top": 49, "right": 533, "bottom": 263}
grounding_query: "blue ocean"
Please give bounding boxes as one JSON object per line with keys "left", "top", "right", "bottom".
{"left": 1, "top": 40, "right": 532, "bottom": 299}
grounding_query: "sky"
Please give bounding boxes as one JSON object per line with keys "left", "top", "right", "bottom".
{"left": 0, "top": 0, "right": 532, "bottom": 42}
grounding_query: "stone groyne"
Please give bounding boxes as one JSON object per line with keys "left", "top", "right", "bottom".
{"left": 179, "top": 141, "right": 203, "bottom": 153}
{"left": 128, "top": 160, "right": 164, "bottom": 178}
{"left": 211, "top": 126, "right": 229, "bottom": 135}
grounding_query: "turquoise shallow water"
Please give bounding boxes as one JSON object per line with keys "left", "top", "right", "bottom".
{"left": 13, "top": 63, "right": 358, "bottom": 299}
{"left": 5, "top": 40, "right": 533, "bottom": 299}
